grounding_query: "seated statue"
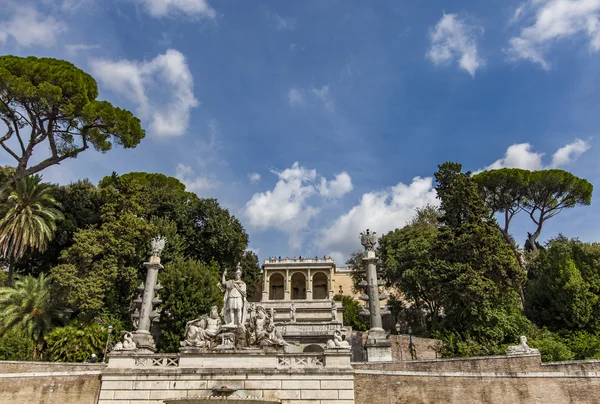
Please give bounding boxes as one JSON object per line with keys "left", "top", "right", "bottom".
{"left": 259, "top": 323, "right": 288, "bottom": 348}
{"left": 180, "top": 306, "right": 222, "bottom": 348}
{"left": 247, "top": 305, "right": 269, "bottom": 346}
{"left": 326, "top": 330, "right": 350, "bottom": 350}
{"left": 506, "top": 336, "right": 540, "bottom": 355}
{"left": 113, "top": 331, "right": 137, "bottom": 351}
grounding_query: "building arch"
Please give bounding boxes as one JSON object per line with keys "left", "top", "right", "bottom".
{"left": 303, "top": 344, "right": 324, "bottom": 353}
{"left": 312, "top": 271, "right": 329, "bottom": 300}
{"left": 290, "top": 272, "right": 307, "bottom": 300}
{"left": 269, "top": 272, "right": 285, "bottom": 300}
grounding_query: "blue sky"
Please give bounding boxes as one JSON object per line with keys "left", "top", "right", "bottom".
{"left": 1, "top": 0, "right": 599, "bottom": 264}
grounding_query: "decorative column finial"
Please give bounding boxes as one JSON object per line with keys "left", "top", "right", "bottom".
{"left": 151, "top": 235, "right": 166, "bottom": 258}
{"left": 360, "top": 229, "right": 377, "bottom": 252}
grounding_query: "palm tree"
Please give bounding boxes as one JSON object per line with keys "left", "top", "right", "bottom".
{"left": 0, "top": 273, "right": 62, "bottom": 359}
{"left": 0, "top": 175, "right": 63, "bottom": 285}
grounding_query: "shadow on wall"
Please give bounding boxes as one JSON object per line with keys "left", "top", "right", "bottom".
{"left": 349, "top": 332, "right": 439, "bottom": 362}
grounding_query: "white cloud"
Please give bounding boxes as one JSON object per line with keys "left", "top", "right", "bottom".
{"left": 320, "top": 177, "right": 439, "bottom": 264}
{"left": 508, "top": 0, "right": 600, "bottom": 69}
{"left": 484, "top": 143, "right": 545, "bottom": 171}
{"left": 550, "top": 138, "right": 591, "bottom": 167}
{"left": 65, "top": 43, "right": 101, "bottom": 55}
{"left": 427, "top": 13, "right": 484, "bottom": 76}
{"left": 480, "top": 139, "right": 591, "bottom": 171}
{"left": 175, "top": 163, "right": 218, "bottom": 193}
{"left": 90, "top": 49, "right": 199, "bottom": 137}
{"left": 318, "top": 172, "right": 353, "bottom": 198}
{"left": 248, "top": 172, "right": 261, "bottom": 184}
{"left": 287, "top": 88, "right": 303, "bottom": 105}
{"left": 244, "top": 162, "right": 352, "bottom": 249}
{"left": 310, "top": 85, "right": 334, "bottom": 110}
{"left": 275, "top": 14, "right": 296, "bottom": 31}
{"left": 0, "top": 6, "right": 65, "bottom": 48}
{"left": 136, "top": 0, "right": 216, "bottom": 18}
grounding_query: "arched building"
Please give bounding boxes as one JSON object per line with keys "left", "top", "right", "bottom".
{"left": 258, "top": 256, "right": 349, "bottom": 352}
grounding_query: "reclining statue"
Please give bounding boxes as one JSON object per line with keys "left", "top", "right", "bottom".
{"left": 180, "top": 306, "right": 222, "bottom": 348}
{"left": 506, "top": 336, "right": 540, "bottom": 355}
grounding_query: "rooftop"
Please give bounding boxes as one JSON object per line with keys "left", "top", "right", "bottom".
{"left": 263, "top": 256, "right": 335, "bottom": 265}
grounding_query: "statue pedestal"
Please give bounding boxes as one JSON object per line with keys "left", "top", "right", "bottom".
{"left": 364, "top": 328, "right": 392, "bottom": 362}
{"left": 132, "top": 330, "right": 156, "bottom": 353}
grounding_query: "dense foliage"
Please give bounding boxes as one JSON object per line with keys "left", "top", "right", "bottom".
{"left": 381, "top": 163, "right": 597, "bottom": 361}
{"left": 334, "top": 294, "right": 370, "bottom": 331}
{"left": 0, "top": 170, "right": 259, "bottom": 360}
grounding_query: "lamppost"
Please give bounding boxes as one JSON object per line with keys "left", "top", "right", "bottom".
{"left": 103, "top": 325, "right": 113, "bottom": 363}
{"left": 394, "top": 322, "right": 402, "bottom": 361}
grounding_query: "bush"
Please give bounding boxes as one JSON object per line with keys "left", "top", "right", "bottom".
{"left": 527, "top": 328, "right": 574, "bottom": 362}
{"left": 562, "top": 331, "right": 600, "bottom": 360}
{"left": 334, "top": 294, "right": 369, "bottom": 331}
{"left": 46, "top": 320, "right": 107, "bottom": 362}
{"left": 0, "top": 329, "right": 35, "bottom": 360}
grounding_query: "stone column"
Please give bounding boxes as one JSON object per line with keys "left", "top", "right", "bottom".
{"left": 360, "top": 229, "right": 392, "bottom": 362}
{"left": 262, "top": 271, "right": 268, "bottom": 302}
{"left": 284, "top": 268, "right": 290, "bottom": 300}
{"left": 306, "top": 268, "right": 312, "bottom": 300}
{"left": 132, "top": 237, "right": 165, "bottom": 353}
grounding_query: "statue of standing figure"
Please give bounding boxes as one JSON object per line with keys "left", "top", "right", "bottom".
{"left": 221, "top": 263, "right": 247, "bottom": 327}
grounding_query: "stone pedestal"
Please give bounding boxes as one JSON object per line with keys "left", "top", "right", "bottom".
{"left": 132, "top": 330, "right": 156, "bottom": 353}
{"left": 365, "top": 328, "right": 392, "bottom": 362}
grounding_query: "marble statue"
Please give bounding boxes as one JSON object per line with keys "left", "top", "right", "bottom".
{"left": 259, "top": 322, "right": 288, "bottom": 347}
{"left": 113, "top": 331, "right": 137, "bottom": 351}
{"left": 247, "top": 305, "right": 269, "bottom": 346}
{"left": 180, "top": 306, "right": 222, "bottom": 348}
{"left": 151, "top": 236, "right": 166, "bottom": 257}
{"left": 331, "top": 300, "right": 338, "bottom": 321}
{"left": 221, "top": 263, "right": 248, "bottom": 327}
{"left": 289, "top": 302, "right": 296, "bottom": 323}
{"left": 326, "top": 330, "right": 351, "bottom": 350}
{"left": 506, "top": 336, "right": 540, "bottom": 355}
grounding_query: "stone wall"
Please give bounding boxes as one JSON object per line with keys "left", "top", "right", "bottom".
{"left": 100, "top": 351, "right": 354, "bottom": 404}
{"left": 350, "top": 333, "right": 439, "bottom": 362}
{"left": 353, "top": 354, "right": 600, "bottom": 404}
{"left": 0, "top": 360, "right": 104, "bottom": 404}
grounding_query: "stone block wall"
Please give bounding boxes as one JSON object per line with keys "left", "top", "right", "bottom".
{"left": 0, "top": 360, "right": 104, "bottom": 404}
{"left": 353, "top": 354, "right": 600, "bottom": 404}
{"left": 100, "top": 368, "right": 355, "bottom": 404}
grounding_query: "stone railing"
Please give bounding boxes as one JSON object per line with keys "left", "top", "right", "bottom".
{"left": 277, "top": 354, "right": 324, "bottom": 368}
{"left": 278, "top": 322, "right": 341, "bottom": 336}
{"left": 133, "top": 355, "right": 179, "bottom": 368}
{"left": 264, "top": 257, "right": 334, "bottom": 264}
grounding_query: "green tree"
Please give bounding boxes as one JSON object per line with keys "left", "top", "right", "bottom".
{"left": 157, "top": 258, "right": 222, "bottom": 352}
{"left": 13, "top": 179, "right": 101, "bottom": 277}
{"left": 334, "top": 294, "right": 369, "bottom": 331}
{"left": 51, "top": 212, "right": 153, "bottom": 317}
{"left": 525, "top": 236, "right": 600, "bottom": 332}
{"left": 0, "top": 274, "right": 63, "bottom": 359}
{"left": 239, "top": 250, "right": 262, "bottom": 302}
{"left": 46, "top": 320, "right": 106, "bottom": 362}
{"left": 0, "top": 56, "right": 144, "bottom": 189}
{"left": 0, "top": 175, "right": 63, "bottom": 285}
{"left": 474, "top": 169, "right": 593, "bottom": 252}
{"left": 524, "top": 170, "right": 593, "bottom": 249}
{"left": 432, "top": 163, "right": 527, "bottom": 344}
{"left": 379, "top": 208, "right": 443, "bottom": 331}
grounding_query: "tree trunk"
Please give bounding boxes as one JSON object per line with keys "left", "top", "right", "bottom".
{"left": 6, "top": 257, "right": 14, "bottom": 287}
